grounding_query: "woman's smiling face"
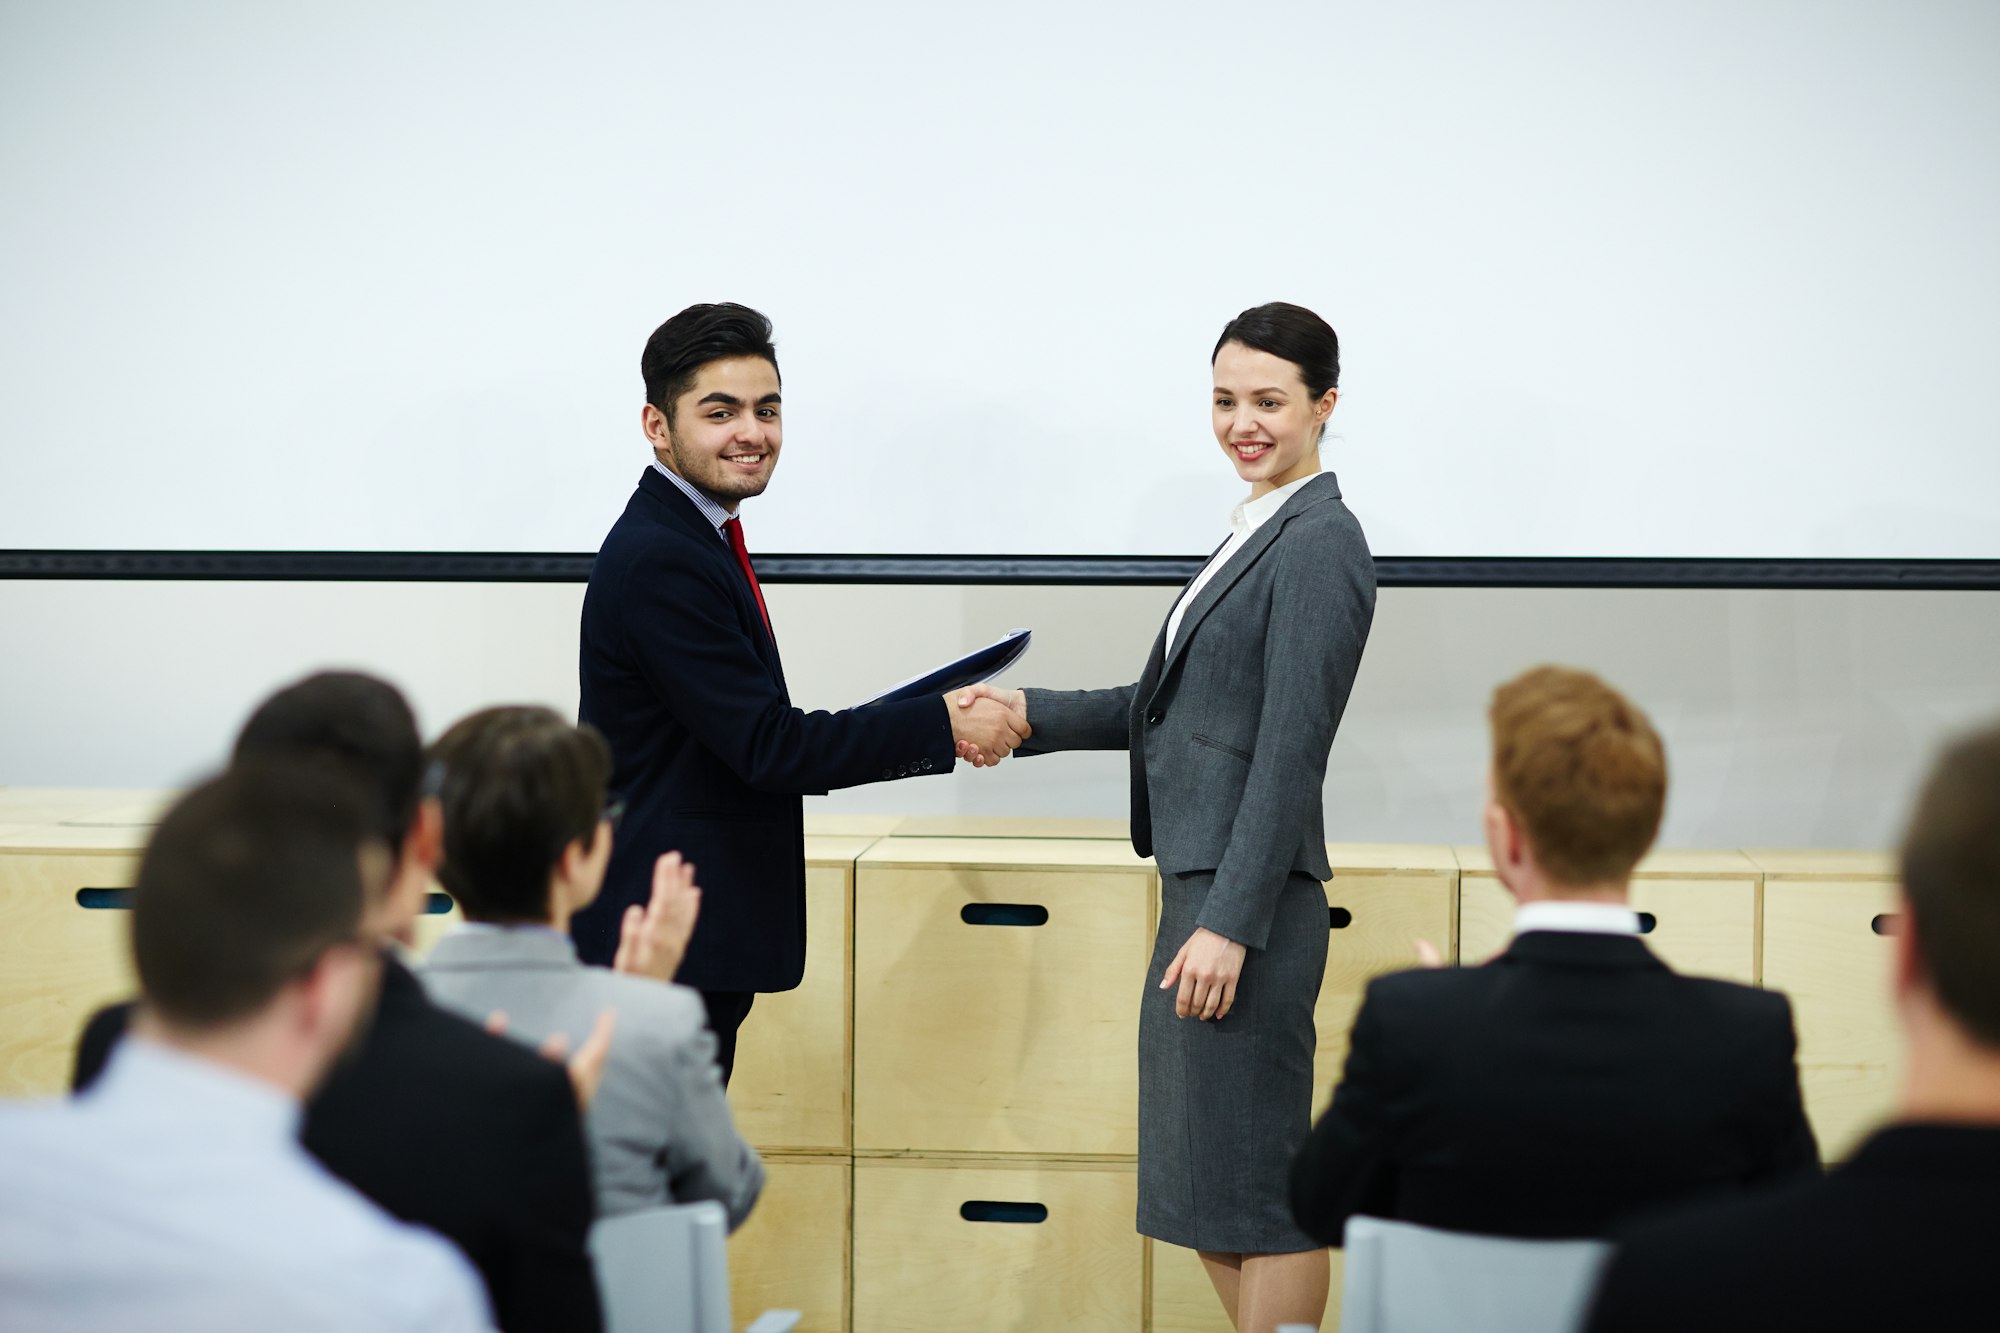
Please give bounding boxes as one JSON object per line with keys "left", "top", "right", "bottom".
{"left": 1211, "top": 340, "right": 1336, "bottom": 497}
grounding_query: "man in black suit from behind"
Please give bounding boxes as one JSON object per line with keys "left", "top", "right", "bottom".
{"left": 1289, "top": 665, "right": 1818, "bottom": 1244}
{"left": 1584, "top": 722, "right": 2000, "bottom": 1332}
{"left": 73, "top": 672, "right": 604, "bottom": 1333}
{"left": 574, "top": 302, "right": 1032, "bottom": 1081}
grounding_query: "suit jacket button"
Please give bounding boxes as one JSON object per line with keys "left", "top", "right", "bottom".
{"left": 922, "top": 760, "right": 933, "bottom": 772}
{"left": 1147, "top": 709, "right": 1164, "bottom": 725}
{"left": 881, "top": 769, "right": 893, "bottom": 780}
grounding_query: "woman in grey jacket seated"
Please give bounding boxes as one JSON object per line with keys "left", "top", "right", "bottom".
{"left": 418, "top": 705, "right": 764, "bottom": 1228}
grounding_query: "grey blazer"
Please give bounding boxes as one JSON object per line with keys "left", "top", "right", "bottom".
{"left": 1023, "top": 471, "right": 1374, "bottom": 950}
{"left": 418, "top": 928, "right": 764, "bottom": 1228}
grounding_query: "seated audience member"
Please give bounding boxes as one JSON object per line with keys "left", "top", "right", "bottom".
{"left": 72, "top": 673, "right": 602, "bottom": 1333}
{"left": 1584, "top": 723, "right": 2000, "bottom": 1331}
{"left": 0, "top": 767, "right": 492, "bottom": 1331}
{"left": 419, "top": 705, "right": 765, "bottom": 1225}
{"left": 1290, "top": 665, "right": 1817, "bottom": 1244}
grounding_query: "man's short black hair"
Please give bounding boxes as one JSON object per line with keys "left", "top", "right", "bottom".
{"left": 641, "top": 302, "right": 780, "bottom": 418}
{"left": 1901, "top": 721, "right": 2000, "bottom": 1049}
{"left": 428, "top": 706, "right": 613, "bottom": 923}
{"left": 232, "top": 671, "right": 423, "bottom": 849}
{"left": 133, "top": 764, "right": 378, "bottom": 1028}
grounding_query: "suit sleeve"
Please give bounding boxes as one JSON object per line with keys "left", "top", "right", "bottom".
{"left": 1289, "top": 979, "right": 1402, "bottom": 1246}
{"left": 1745, "top": 993, "right": 1821, "bottom": 1185}
{"left": 485, "top": 1064, "right": 605, "bottom": 1333}
{"left": 1198, "top": 523, "right": 1374, "bottom": 948}
{"left": 619, "top": 544, "right": 954, "bottom": 794}
{"left": 648, "top": 1023, "right": 766, "bottom": 1231}
{"left": 1018, "top": 685, "right": 1136, "bottom": 754}
{"left": 70, "top": 1002, "right": 131, "bottom": 1094}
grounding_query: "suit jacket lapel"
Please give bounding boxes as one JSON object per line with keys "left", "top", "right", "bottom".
{"left": 635, "top": 470, "right": 788, "bottom": 696}
{"left": 1159, "top": 473, "right": 1341, "bottom": 680}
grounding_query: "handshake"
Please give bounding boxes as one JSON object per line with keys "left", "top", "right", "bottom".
{"left": 943, "top": 685, "right": 1030, "bottom": 768}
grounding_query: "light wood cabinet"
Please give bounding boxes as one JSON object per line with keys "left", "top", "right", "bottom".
{"left": 729, "top": 1153, "right": 852, "bottom": 1333}
{"left": 0, "top": 850, "right": 143, "bottom": 1096}
{"left": 853, "top": 839, "right": 1155, "bottom": 1156}
{"left": 730, "top": 837, "right": 870, "bottom": 1152}
{"left": 1458, "top": 848, "right": 1759, "bottom": 983}
{"left": 853, "top": 1157, "right": 1142, "bottom": 1332}
{"left": 1753, "top": 852, "right": 1901, "bottom": 1161}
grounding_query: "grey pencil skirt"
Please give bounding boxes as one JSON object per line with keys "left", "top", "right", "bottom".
{"left": 1137, "top": 868, "right": 1329, "bottom": 1254}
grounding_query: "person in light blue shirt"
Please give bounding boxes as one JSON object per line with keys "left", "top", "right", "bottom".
{"left": 0, "top": 765, "right": 494, "bottom": 1333}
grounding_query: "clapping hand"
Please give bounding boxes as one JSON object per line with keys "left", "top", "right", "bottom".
{"left": 950, "top": 685, "right": 1031, "bottom": 767}
{"left": 613, "top": 850, "right": 702, "bottom": 983}
{"left": 486, "top": 1007, "right": 617, "bottom": 1110}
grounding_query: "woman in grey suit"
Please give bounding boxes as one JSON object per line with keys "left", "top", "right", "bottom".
{"left": 960, "top": 303, "right": 1374, "bottom": 1331}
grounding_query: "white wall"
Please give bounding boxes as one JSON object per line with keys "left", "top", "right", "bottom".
{"left": 4, "top": 579, "right": 1995, "bottom": 850}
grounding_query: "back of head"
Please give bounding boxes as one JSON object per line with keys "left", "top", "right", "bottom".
{"left": 1489, "top": 665, "right": 1667, "bottom": 889}
{"left": 134, "top": 764, "right": 377, "bottom": 1029}
{"left": 428, "top": 706, "right": 613, "bottom": 923}
{"left": 1899, "top": 722, "right": 2000, "bottom": 1050}
{"left": 642, "top": 302, "right": 779, "bottom": 413}
{"left": 232, "top": 670, "right": 422, "bottom": 848}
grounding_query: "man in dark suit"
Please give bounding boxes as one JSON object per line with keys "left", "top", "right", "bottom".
{"left": 574, "top": 302, "right": 1031, "bottom": 1081}
{"left": 1583, "top": 723, "right": 2000, "bottom": 1332}
{"left": 73, "top": 672, "right": 603, "bottom": 1333}
{"left": 1289, "top": 666, "right": 1817, "bottom": 1245}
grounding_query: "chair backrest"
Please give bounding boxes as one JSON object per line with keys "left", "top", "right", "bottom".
{"left": 589, "top": 1200, "right": 734, "bottom": 1333}
{"left": 1342, "top": 1215, "right": 1611, "bottom": 1333}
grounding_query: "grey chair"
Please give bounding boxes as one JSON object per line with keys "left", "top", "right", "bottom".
{"left": 589, "top": 1200, "right": 800, "bottom": 1333}
{"left": 1340, "top": 1215, "right": 1611, "bottom": 1333}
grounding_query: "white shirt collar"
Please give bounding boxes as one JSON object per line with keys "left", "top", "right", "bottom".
{"left": 93, "top": 1035, "right": 304, "bottom": 1142}
{"left": 1229, "top": 472, "right": 1318, "bottom": 540}
{"left": 650, "top": 458, "right": 736, "bottom": 534}
{"left": 1513, "top": 899, "right": 1643, "bottom": 937}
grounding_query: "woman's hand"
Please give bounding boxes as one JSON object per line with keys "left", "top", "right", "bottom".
{"left": 952, "top": 685, "right": 1030, "bottom": 767}
{"left": 1160, "top": 927, "right": 1247, "bottom": 1020}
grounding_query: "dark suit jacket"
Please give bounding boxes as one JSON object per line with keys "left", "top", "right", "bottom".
{"left": 575, "top": 468, "right": 955, "bottom": 989}
{"left": 73, "top": 958, "right": 602, "bottom": 1333}
{"left": 1583, "top": 1125, "right": 2000, "bottom": 1332}
{"left": 1289, "top": 930, "right": 1819, "bottom": 1244}
{"left": 1021, "top": 472, "right": 1375, "bottom": 948}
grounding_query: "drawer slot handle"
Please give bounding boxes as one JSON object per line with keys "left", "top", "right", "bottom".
{"left": 424, "top": 891, "right": 455, "bottom": 916}
{"left": 959, "top": 1201, "right": 1048, "bottom": 1224}
{"left": 1871, "top": 913, "right": 1898, "bottom": 936}
{"left": 75, "top": 888, "right": 133, "bottom": 910}
{"left": 1329, "top": 907, "right": 1353, "bottom": 929}
{"left": 960, "top": 904, "right": 1048, "bottom": 927}
{"left": 1635, "top": 912, "right": 1657, "bottom": 934}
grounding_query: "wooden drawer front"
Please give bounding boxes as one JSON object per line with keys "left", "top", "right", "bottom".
{"left": 853, "top": 1159, "right": 1141, "bottom": 1332}
{"left": 405, "top": 885, "right": 464, "bottom": 958}
{"left": 728, "top": 1155, "right": 851, "bottom": 1333}
{"left": 731, "top": 864, "right": 853, "bottom": 1151}
{"left": 853, "top": 865, "right": 1151, "bottom": 1155}
{"left": 1314, "top": 873, "right": 1455, "bottom": 1107}
{"left": 1800, "top": 1065, "right": 1898, "bottom": 1164}
{"left": 1148, "top": 1238, "right": 1346, "bottom": 1332}
{"left": 0, "top": 852, "right": 142, "bottom": 1097}
{"left": 1460, "top": 877, "right": 1757, "bottom": 982}
{"left": 1762, "top": 881, "right": 1900, "bottom": 1066}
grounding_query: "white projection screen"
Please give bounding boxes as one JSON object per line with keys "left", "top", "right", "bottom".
{"left": 3, "top": 0, "right": 1997, "bottom": 565}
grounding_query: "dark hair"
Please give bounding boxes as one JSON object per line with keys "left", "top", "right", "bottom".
{"left": 428, "top": 706, "right": 614, "bottom": 923}
{"left": 642, "top": 302, "right": 780, "bottom": 417}
{"left": 1900, "top": 722, "right": 2000, "bottom": 1049}
{"left": 1212, "top": 302, "right": 1342, "bottom": 401}
{"left": 232, "top": 671, "right": 423, "bottom": 850}
{"left": 133, "top": 764, "right": 376, "bottom": 1028}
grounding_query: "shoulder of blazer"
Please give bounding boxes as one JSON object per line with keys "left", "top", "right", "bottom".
{"left": 589, "top": 972, "right": 709, "bottom": 1047}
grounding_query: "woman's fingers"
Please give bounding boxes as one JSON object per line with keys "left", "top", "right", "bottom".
{"left": 1160, "top": 940, "right": 1189, "bottom": 990}
{"left": 1215, "top": 978, "right": 1236, "bottom": 1020}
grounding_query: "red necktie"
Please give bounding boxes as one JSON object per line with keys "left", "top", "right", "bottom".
{"left": 721, "top": 517, "right": 773, "bottom": 640}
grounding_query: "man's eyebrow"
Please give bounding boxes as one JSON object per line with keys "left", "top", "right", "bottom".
{"left": 757, "top": 392, "right": 782, "bottom": 406}
{"left": 697, "top": 392, "right": 744, "bottom": 407}
{"left": 1215, "top": 386, "right": 1290, "bottom": 397}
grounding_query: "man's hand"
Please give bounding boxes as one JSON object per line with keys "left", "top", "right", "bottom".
{"left": 1159, "top": 926, "right": 1247, "bottom": 1020}
{"left": 950, "top": 685, "right": 1030, "bottom": 767}
{"left": 612, "top": 850, "right": 702, "bottom": 983}
{"left": 485, "top": 1007, "right": 617, "bottom": 1111}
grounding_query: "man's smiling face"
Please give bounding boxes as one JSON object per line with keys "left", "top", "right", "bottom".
{"left": 649, "top": 355, "right": 782, "bottom": 507}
